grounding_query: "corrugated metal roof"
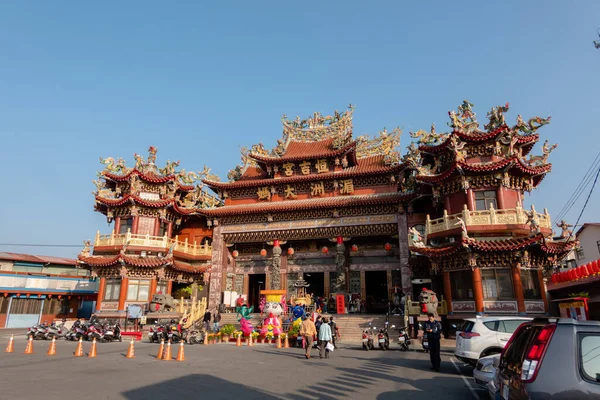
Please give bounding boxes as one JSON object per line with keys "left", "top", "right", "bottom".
{"left": 0, "top": 252, "right": 76, "bottom": 266}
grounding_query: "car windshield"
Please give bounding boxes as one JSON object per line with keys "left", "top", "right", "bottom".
{"left": 580, "top": 334, "right": 600, "bottom": 383}
{"left": 458, "top": 320, "right": 475, "bottom": 332}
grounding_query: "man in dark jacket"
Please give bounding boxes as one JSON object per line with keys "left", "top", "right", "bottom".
{"left": 203, "top": 310, "right": 212, "bottom": 331}
{"left": 424, "top": 313, "right": 443, "bottom": 371}
{"left": 329, "top": 316, "right": 339, "bottom": 349}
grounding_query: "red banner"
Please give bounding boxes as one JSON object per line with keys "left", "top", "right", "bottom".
{"left": 336, "top": 294, "right": 346, "bottom": 314}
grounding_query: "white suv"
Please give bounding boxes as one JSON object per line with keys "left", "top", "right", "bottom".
{"left": 454, "top": 316, "right": 532, "bottom": 365}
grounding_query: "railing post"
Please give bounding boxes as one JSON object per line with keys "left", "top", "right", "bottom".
{"left": 126, "top": 229, "right": 131, "bottom": 244}
{"left": 443, "top": 209, "right": 449, "bottom": 230}
{"left": 426, "top": 214, "right": 431, "bottom": 236}
{"left": 145, "top": 233, "right": 150, "bottom": 246}
{"left": 163, "top": 234, "right": 168, "bottom": 247}
{"left": 96, "top": 230, "right": 101, "bottom": 245}
{"left": 184, "top": 238, "right": 188, "bottom": 251}
{"left": 489, "top": 204, "right": 496, "bottom": 224}
{"left": 462, "top": 204, "right": 470, "bottom": 225}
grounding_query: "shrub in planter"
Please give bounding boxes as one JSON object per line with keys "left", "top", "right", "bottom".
{"left": 220, "top": 324, "right": 235, "bottom": 336}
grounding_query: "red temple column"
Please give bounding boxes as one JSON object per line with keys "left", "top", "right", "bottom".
{"left": 443, "top": 271, "right": 453, "bottom": 314}
{"left": 153, "top": 218, "right": 161, "bottom": 236}
{"left": 115, "top": 218, "right": 121, "bottom": 234}
{"left": 167, "top": 280, "right": 173, "bottom": 295}
{"left": 149, "top": 277, "right": 157, "bottom": 297}
{"left": 118, "top": 277, "right": 129, "bottom": 311}
{"left": 95, "top": 277, "right": 106, "bottom": 312}
{"left": 466, "top": 189, "right": 475, "bottom": 211}
{"left": 538, "top": 269, "right": 549, "bottom": 313}
{"left": 167, "top": 222, "right": 173, "bottom": 237}
{"left": 512, "top": 266, "right": 526, "bottom": 314}
{"left": 132, "top": 217, "right": 139, "bottom": 234}
{"left": 496, "top": 187, "right": 506, "bottom": 210}
{"left": 472, "top": 267, "right": 484, "bottom": 315}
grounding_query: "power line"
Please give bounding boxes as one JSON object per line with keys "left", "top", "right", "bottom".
{"left": 0, "top": 243, "right": 83, "bottom": 248}
{"left": 555, "top": 151, "right": 600, "bottom": 222}
{"left": 566, "top": 163, "right": 600, "bottom": 242}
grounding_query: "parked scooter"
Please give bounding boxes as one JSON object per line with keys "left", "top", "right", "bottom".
{"left": 362, "top": 323, "right": 375, "bottom": 351}
{"left": 419, "top": 323, "right": 429, "bottom": 352}
{"left": 45, "top": 319, "right": 69, "bottom": 340}
{"left": 377, "top": 325, "right": 390, "bottom": 350}
{"left": 147, "top": 323, "right": 166, "bottom": 343}
{"left": 397, "top": 325, "right": 411, "bottom": 351}
{"left": 102, "top": 321, "right": 122, "bottom": 342}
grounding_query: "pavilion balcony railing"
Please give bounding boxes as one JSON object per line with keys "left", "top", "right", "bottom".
{"left": 424, "top": 204, "right": 552, "bottom": 238}
{"left": 94, "top": 230, "right": 212, "bottom": 257}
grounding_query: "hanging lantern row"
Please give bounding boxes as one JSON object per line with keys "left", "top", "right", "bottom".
{"left": 232, "top": 250, "right": 239, "bottom": 258}
{"left": 287, "top": 247, "right": 295, "bottom": 256}
{"left": 551, "top": 260, "right": 600, "bottom": 284}
{"left": 384, "top": 243, "right": 393, "bottom": 252}
{"left": 351, "top": 244, "right": 359, "bottom": 252}
{"left": 260, "top": 249, "right": 267, "bottom": 257}
{"left": 322, "top": 246, "right": 329, "bottom": 254}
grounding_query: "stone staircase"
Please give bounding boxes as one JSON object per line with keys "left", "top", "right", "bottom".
{"left": 218, "top": 312, "right": 404, "bottom": 342}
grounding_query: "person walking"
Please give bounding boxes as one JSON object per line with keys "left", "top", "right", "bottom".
{"left": 203, "top": 309, "right": 212, "bottom": 332}
{"left": 299, "top": 316, "right": 317, "bottom": 359}
{"left": 213, "top": 310, "right": 221, "bottom": 333}
{"left": 424, "top": 313, "right": 442, "bottom": 371}
{"left": 329, "top": 316, "right": 339, "bottom": 349}
{"left": 318, "top": 317, "right": 333, "bottom": 359}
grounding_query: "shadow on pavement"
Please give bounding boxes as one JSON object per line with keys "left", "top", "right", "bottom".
{"left": 121, "top": 374, "right": 280, "bottom": 400}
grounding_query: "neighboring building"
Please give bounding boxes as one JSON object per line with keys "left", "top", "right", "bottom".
{"left": 76, "top": 147, "right": 216, "bottom": 319}
{"left": 0, "top": 252, "right": 96, "bottom": 328}
{"left": 574, "top": 223, "right": 600, "bottom": 266}
{"left": 201, "top": 107, "right": 414, "bottom": 312}
{"left": 406, "top": 101, "right": 576, "bottom": 318}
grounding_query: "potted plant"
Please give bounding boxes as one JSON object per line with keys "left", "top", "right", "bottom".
{"left": 287, "top": 324, "right": 300, "bottom": 347}
{"left": 215, "top": 331, "right": 222, "bottom": 343}
{"left": 220, "top": 324, "right": 235, "bottom": 342}
{"left": 265, "top": 332, "right": 275, "bottom": 343}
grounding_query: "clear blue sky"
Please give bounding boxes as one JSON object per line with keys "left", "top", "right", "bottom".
{"left": 1, "top": 1, "right": 599, "bottom": 258}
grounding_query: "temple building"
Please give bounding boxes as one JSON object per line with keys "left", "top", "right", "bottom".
{"left": 201, "top": 107, "right": 416, "bottom": 312}
{"left": 406, "top": 101, "right": 577, "bottom": 317}
{"left": 77, "top": 147, "right": 220, "bottom": 318}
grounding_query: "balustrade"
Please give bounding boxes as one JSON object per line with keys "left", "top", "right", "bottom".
{"left": 94, "top": 230, "right": 212, "bottom": 256}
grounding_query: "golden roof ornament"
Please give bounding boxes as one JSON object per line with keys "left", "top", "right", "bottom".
{"left": 355, "top": 127, "right": 402, "bottom": 164}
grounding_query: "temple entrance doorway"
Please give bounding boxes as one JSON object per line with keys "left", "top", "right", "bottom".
{"left": 365, "top": 271, "right": 388, "bottom": 313}
{"left": 248, "top": 274, "right": 266, "bottom": 311}
{"left": 303, "top": 272, "right": 324, "bottom": 299}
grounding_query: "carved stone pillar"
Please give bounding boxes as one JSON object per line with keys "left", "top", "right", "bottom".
{"left": 208, "top": 225, "right": 224, "bottom": 310}
{"left": 397, "top": 212, "right": 412, "bottom": 297}
{"left": 270, "top": 240, "right": 281, "bottom": 290}
{"left": 333, "top": 236, "right": 347, "bottom": 294}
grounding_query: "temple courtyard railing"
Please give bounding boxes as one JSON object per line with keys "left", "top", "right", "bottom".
{"left": 94, "top": 230, "right": 212, "bottom": 257}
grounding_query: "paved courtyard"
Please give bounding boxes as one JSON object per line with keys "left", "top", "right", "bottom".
{"left": 1, "top": 333, "right": 485, "bottom": 400}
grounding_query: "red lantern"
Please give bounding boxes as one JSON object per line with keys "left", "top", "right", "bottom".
{"left": 582, "top": 264, "right": 590, "bottom": 278}
{"left": 322, "top": 246, "right": 329, "bottom": 254}
{"left": 232, "top": 250, "right": 239, "bottom": 258}
{"left": 287, "top": 248, "right": 294, "bottom": 256}
{"left": 551, "top": 274, "right": 557, "bottom": 284}
{"left": 351, "top": 244, "right": 358, "bottom": 252}
{"left": 260, "top": 249, "right": 267, "bottom": 257}
{"left": 384, "top": 243, "right": 392, "bottom": 251}
{"left": 593, "top": 260, "right": 600, "bottom": 274}
{"left": 567, "top": 269, "right": 574, "bottom": 281}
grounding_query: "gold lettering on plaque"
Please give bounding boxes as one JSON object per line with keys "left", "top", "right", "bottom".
{"left": 257, "top": 186, "right": 271, "bottom": 200}
{"left": 315, "top": 159, "right": 329, "bottom": 173}
{"left": 311, "top": 181, "right": 325, "bottom": 196}
{"left": 339, "top": 179, "right": 354, "bottom": 194}
{"left": 284, "top": 185, "right": 297, "bottom": 199}
{"left": 282, "top": 162, "right": 295, "bottom": 176}
{"left": 299, "top": 161, "right": 312, "bottom": 175}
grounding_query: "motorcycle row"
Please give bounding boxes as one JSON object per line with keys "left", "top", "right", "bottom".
{"left": 361, "top": 322, "right": 412, "bottom": 351}
{"left": 26, "top": 318, "right": 122, "bottom": 343}
{"left": 147, "top": 320, "right": 203, "bottom": 344}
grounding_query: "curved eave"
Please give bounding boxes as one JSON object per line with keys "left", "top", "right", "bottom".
{"left": 172, "top": 260, "right": 209, "bottom": 274}
{"left": 101, "top": 169, "right": 195, "bottom": 191}
{"left": 202, "top": 192, "right": 415, "bottom": 217}
{"left": 202, "top": 163, "right": 406, "bottom": 190}
{"left": 418, "top": 128, "right": 538, "bottom": 154}
{"left": 248, "top": 142, "right": 357, "bottom": 164}
{"left": 95, "top": 194, "right": 173, "bottom": 208}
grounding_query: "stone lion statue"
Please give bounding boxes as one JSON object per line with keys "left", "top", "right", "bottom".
{"left": 148, "top": 293, "right": 175, "bottom": 313}
{"left": 418, "top": 288, "right": 439, "bottom": 317}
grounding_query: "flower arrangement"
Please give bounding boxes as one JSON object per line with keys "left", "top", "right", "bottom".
{"left": 288, "top": 324, "right": 300, "bottom": 337}
{"left": 233, "top": 330, "right": 243, "bottom": 338}
{"left": 251, "top": 331, "right": 260, "bottom": 339}
{"left": 220, "top": 324, "right": 236, "bottom": 336}
{"left": 265, "top": 332, "right": 275, "bottom": 340}
{"left": 279, "top": 333, "right": 287, "bottom": 339}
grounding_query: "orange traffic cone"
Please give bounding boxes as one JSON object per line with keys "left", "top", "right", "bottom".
{"left": 284, "top": 335, "right": 289, "bottom": 348}
{"left": 88, "top": 338, "right": 97, "bottom": 358}
{"left": 162, "top": 340, "right": 172, "bottom": 361}
{"left": 204, "top": 334, "right": 209, "bottom": 346}
{"left": 74, "top": 337, "right": 84, "bottom": 357}
{"left": 125, "top": 338, "right": 135, "bottom": 358}
{"left": 248, "top": 335, "right": 253, "bottom": 347}
{"left": 47, "top": 337, "right": 57, "bottom": 356}
{"left": 157, "top": 338, "right": 164, "bottom": 360}
{"left": 276, "top": 335, "right": 282, "bottom": 348}
{"left": 175, "top": 341, "right": 185, "bottom": 361}
{"left": 236, "top": 334, "right": 241, "bottom": 347}
{"left": 24, "top": 335, "right": 34, "bottom": 354}
{"left": 5, "top": 335, "right": 14, "bottom": 353}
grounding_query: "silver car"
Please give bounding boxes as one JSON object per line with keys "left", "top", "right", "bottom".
{"left": 473, "top": 354, "right": 500, "bottom": 399}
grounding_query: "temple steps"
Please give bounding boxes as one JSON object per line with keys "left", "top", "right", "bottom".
{"left": 218, "top": 312, "right": 404, "bottom": 342}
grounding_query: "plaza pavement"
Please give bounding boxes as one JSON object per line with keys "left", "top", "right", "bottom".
{"left": 0, "top": 332, "right": 486, "bottom": 400}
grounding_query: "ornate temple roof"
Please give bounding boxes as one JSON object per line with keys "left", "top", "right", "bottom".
{"left": 77, "top": 253, "right": 208, "bottom": 274}
{"left": 203, "top": 106, "right": 404, "bottom": 187}
{"left": 203, "top": 191, "right": 414, "bottom": 216}
{"left": 409, "top": 234, "right": 577, "bottom": 258}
